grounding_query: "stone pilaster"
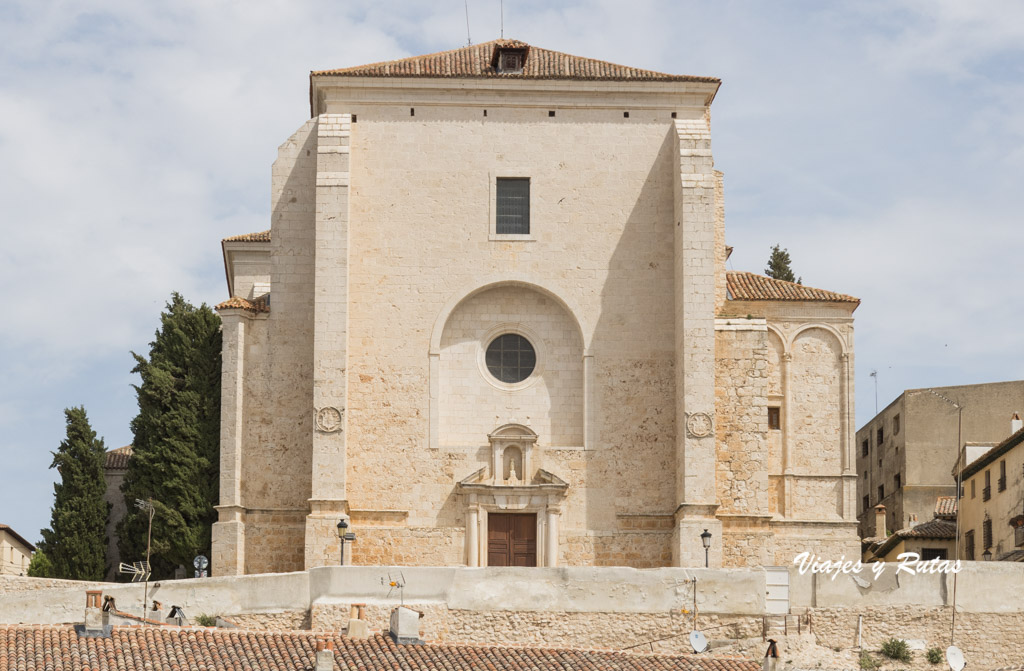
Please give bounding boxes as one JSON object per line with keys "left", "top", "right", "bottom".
{"left": 213, "top": 310, "right": 246, "bottom": 575}
{"left": 672, "top": 115, "right": 722, "bottom": 567}
{"left": 305, "top": 113, "right": 353, "bottom": 568}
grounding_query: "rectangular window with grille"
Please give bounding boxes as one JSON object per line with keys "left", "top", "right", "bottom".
{"left": 983, "top": 470, "right": 991, "bottom": 501}
{"left": 496, "top": 178, "right": 530, "bottom": 234}
{"left": 999, "top": 460, "right": 1007, "bottom": 492}
{"left": 877, "top": 426, "right": 884, "bottom": 446}
{"left": 768, "top": 407, "right": 781, "bottom": 430}
{"left": 965, "top": 529, "right": 975, "bottom": 560}
{"left": 862, "top": 439, "right": 869, "bottom": 457}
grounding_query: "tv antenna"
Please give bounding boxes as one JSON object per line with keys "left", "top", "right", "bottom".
{"left": 499, "top": 0, "right": 504, "bottom": 38}
{"left": 134, "top": 498, "right": 156, "bottom": 619}
{"left": 869, "top": 370, "right": 878, "bottom": 414}
{"left": 381, "top": 571, "right": 407, "bottom": 605}
{"left": 464, "top": 0, "right": 472, "bottom": 45}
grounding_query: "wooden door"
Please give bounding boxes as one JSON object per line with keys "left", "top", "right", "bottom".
{"left": 487, "top": 513, "right": 537, "bottom": 567}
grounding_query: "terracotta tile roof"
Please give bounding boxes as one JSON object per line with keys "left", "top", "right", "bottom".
{"left": 0, "top": 525, "right": 34, "bottom": 552}
{"left": 726, "top": 271, "right": 860, "bottom": 304}
{"left": 104, "top": 445, "right": 132, "bottom": 470}
{"left": 870, "top": 518, "right": 957, "bottom": 560}
{"left": 0, "top": 628, "right": 760, "bottom": 671}
{"left": 215, "top": 296, "right": 270, "bottom": 314}
{"left": 935, "top": 496, "right": 957, "bottom": 520}
{"left": 222, "top": 230, "right": 270, "bottom": 243}
{"left": 312, "top": 39, "right": 719, "bottom": 83}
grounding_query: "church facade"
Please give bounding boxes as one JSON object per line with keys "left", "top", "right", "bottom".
{"left": 211, "top": 40, "right": 861, "bottom": 575}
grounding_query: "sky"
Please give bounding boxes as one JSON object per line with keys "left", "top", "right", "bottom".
{"left": 2, "top": 0, "right": 1023, "bottom": 545}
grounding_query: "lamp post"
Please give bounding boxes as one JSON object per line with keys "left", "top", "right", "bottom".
{"left": 700, "top": 528, "right": 712, "bottom": 568}
{"left": 983, "top": 547, "right": 993, "bottom": 561}
{"left": 336, "top": 519, "right": 355, "bottom": 566}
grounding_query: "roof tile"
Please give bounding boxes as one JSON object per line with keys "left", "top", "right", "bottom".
{"left": 935, "top": 496, "right": 957, "bottom": 520}
{"left": 726, "top": 271, "right": 859, "bottom": 304}
{"left": 0, "top": 628, "right": 760, "bottom": 671}
{"left": 312, "top": 39, "right": 719, "bottom": 83}
{"left": 215, "top": 296, "right": 270, "bottom": 314}
{"left": 104, "top": 445, "right": 133, "bottom": 470}
{"left": 222, "top": 230, "right": 270, "bottom": 243}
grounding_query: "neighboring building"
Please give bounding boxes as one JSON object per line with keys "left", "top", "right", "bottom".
{"left": 0, "top": 524, "right": 35, "bottom": 576}
{"left": 862, "top": 500, "right": 956, "bottom": 563}
{"left": 956, "top": 414, "right": 1024, "bottom": 561}
{"left": 856, "top": 380, "right": 1024, "bottom": 538}
{"left": 211, "top": 39, "right": 861, "bottom": 575}
{"left": 103, "top": 445, "right": 132, "bottom": 579}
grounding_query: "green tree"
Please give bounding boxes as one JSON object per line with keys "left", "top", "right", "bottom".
{"left": 117, "top": 293, "right": 221, "bottom": 578}
{"left": 27, "top": 547, "right": 54, "bottom": 578}
{"left": 765, "top": 244, "right": 801, "bottom": 284}
{"left": 35, "top": 407, "right": 110, "bottom": 580}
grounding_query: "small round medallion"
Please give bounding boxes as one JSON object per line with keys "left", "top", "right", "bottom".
{"left": 686, "top": 412, "right": 713, "bottom": 438}
{"left": 315, "top": 406, "right": 344, "bottom": 433}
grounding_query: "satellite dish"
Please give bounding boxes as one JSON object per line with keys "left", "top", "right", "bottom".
{"left": 689, "top": 630, "right": 708, "bottom": 653}
{"left": 946, "top": 645, "right": 965, "bottom": 671}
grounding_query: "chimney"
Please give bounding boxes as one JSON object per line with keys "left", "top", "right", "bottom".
{"left": 78, "top": 590, "right": 110, "bottom": 638}
{"left": 389, "top": 606, "right": 422, "bottom": 645}
{"left": 346, "top": 603, "right": 370, "bottom": 639}
{"left": 1012, "top": 413, "right": 1022, "bottom": 435}
{"left": 874, "top": 505, "right": 886, "bottom": 538}
{"left": 908, "top": 514, "right": 918, "bottom": 529}
{"left": 315, "top": 639, "right": 335, "bottom": 671}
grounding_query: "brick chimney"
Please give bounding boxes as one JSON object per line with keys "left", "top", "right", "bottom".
{"left": 78, "top": 590, "right": 110, "bottom": 638}
{"left": 874, "top": 505, "right": 886, "bottom": 537}
{"left": 315, "top": 639, "right": 335, "bottom": 671}
{"left": 1012, "top": 412, "right": 1022, "bottom": 435}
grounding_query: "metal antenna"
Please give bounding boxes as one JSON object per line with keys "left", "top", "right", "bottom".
{"left": 500, "top": 0, "right": 504, "bottom": 38}
{"left": 869, "top": 370, "right": 878, "bottom": 414}
{"left": 464, "top": 0, "right": 472, "bottom": 45}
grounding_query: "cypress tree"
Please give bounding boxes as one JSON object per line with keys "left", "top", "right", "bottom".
{"left": 35, "top": 407, "right": 110, "bottom": 580}
{"left": 117, "top": 293, "right": 221, "bottom": 578}
{"left": 765, "top": 244, "right": 801, "bottom": 284}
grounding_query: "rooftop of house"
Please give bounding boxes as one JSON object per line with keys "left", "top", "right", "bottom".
{"left": 726, "top": 271, "right": 860, "bottom": 304}
{"left": 0, "top": 626, "right": 760, "bottom": 671}
{"left": 311, "top": 39, "right": 720, "bottom": 84}
{"left": 0, "top": 525, "right": 35, "bottom": 552}
{"left": 935, "top": 496, "right": 957, "bottom": 520}
{"left": 866, "top": 517, "right": 957, "bottom": 561}
{"left": 104, "top": 445, "right": 133, "bottom": 471}
{"left": 961, "top": 423, "right": 1024, "bottom": 481}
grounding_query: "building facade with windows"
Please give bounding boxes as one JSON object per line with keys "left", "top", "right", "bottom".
{"left": 0, "top": 524, "right": 35, "bottom": 576}
{"left": 957, "top": 414, "right": 1024, "bottom": 561}
{"left": 856, "top": 380, "right": 1024, "bottom": 538}
{"left": 211, "top": 40, "right": 861, "bottom": 575}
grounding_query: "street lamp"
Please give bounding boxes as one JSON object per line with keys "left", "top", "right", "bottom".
{"left": 337, "top": 519, "right": 355, "bottom": 566}
{"left": 700, "top": 529, "right": 712, "bottom": 568}
{"left": 983, "top": 547, "right": 993, "bottom": 561}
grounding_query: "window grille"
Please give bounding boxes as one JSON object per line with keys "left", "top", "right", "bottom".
{"left": 496, "top": 178, "right": 530, "bottom": 234}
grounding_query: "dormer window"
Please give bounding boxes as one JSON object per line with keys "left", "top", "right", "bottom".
{"left": 499, "top": 51, "right": 523, "bottom": 73}
{"left": 492, "top": 45, "right": 527, "bottom": 74}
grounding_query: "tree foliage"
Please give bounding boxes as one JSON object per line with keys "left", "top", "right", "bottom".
{"left": 765, "top": 244, "right": 801, "bottom": 284}
{"left": 27, "top": 547, "right": 54, "bottom": 578}
{"left": 117, "top": 293, "right": 221, "bottom": 578}
{"left": 35, "top": 407, "right": 110, "bottom": 580}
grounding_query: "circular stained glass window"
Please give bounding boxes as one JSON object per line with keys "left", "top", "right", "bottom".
{"left": 485, "top": 333, "right": 536, "bottom": 384}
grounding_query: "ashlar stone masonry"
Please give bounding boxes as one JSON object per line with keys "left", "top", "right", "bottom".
{"left": 211, "top": 40, "right": 861, "bottom": 574}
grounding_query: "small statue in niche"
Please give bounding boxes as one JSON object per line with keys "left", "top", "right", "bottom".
{"left": 508, "top": 460, "right": 518, "bottom": 484}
